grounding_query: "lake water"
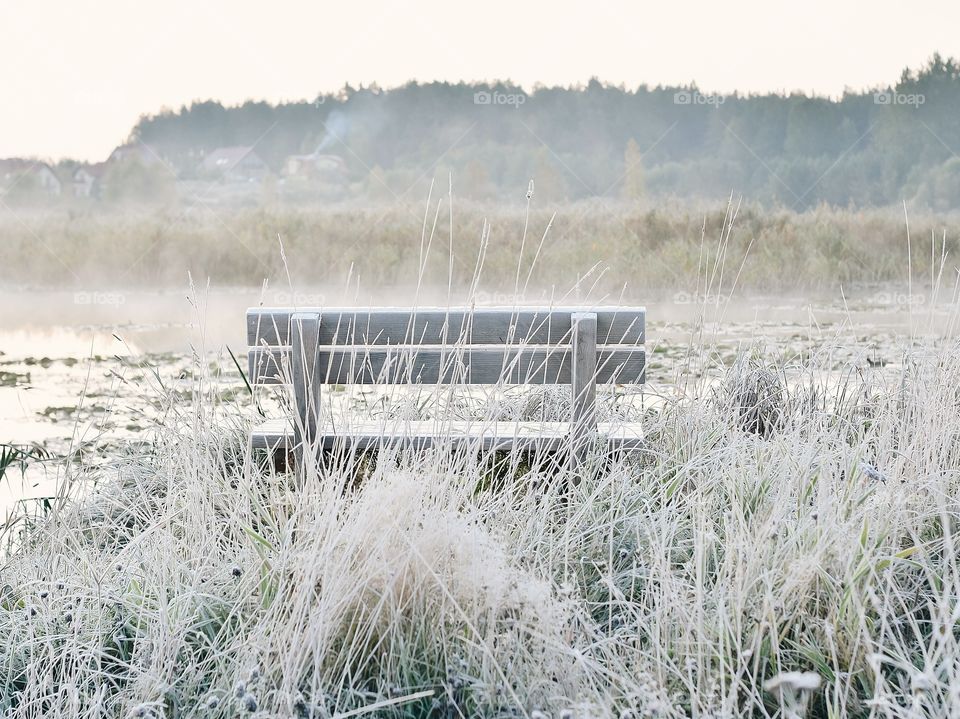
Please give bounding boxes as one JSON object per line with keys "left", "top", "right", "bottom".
{"left": 0, "top": 285, "right": 954, "bottom": 516}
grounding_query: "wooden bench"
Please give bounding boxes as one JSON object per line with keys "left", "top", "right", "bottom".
{"left": 246, "top": 307, "right": 646, "bottom": 467}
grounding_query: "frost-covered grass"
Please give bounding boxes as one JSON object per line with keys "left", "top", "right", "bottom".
{"left": 2, "top": 337, "right": 960, "bottom": 718}
{"left": 3, "top": 194, "right": 959, "bottom": 717}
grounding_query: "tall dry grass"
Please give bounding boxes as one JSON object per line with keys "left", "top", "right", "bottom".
{"left": 2, "top": 330, "right": 960, "bottom": 716}
{"left": 1, "top": 200, "right": 958, "bottom": 293}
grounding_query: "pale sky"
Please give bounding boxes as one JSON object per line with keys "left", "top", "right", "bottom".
{"left": 1, "top": 0, "right": 957, "bottom": 161}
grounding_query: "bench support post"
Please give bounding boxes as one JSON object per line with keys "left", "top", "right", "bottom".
{"left": 291, "top": 312, "right": 321, "bottom": 466}
{"left": 570, "top": 312, "right": 598, "bottom": 471}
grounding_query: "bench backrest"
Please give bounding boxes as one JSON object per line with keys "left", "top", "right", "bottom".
{"left": 247, "top": 306, "right": 645, "bottom": 449}
{"left": 247, "top": 307, "right": 646, "bottom": 386}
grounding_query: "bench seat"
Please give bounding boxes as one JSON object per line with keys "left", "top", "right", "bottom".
{"left": 251, "top": 418, "right": 644, "bottom": 453}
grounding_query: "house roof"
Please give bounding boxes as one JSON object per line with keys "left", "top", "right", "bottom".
{"left": 0, "top": 159, "right": 58, "bottom": 180}
{"left": 107, "top": 143, "right": 162, "bottom": 166}
{"left": 73, "top": 163, "right": 107, "bottom": 180}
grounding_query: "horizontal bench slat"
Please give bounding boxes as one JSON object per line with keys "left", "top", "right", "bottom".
{"left": 251, "top": 418, "right": 644, "bottom": 452}
{"left": 248, "top": 346, "right": 645, "bottom": 385}
{"left": 247, "top": 307, "right": 645, "bottom": 347}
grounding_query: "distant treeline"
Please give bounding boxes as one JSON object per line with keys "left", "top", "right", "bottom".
{"left": 125, "top": 54, "right": 960, "bottom": 209}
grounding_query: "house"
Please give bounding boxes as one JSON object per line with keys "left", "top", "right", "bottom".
{"left": 282, "top": 153, "right": 347, "bottom": 181}
{"left": 0, "top": 159, "right": 62, "bottom": 197}
{"left": 72, "top": 163, "right": 106, "bottom": 198}
{"left": 107, "top": 143, "right": 162, "bottom": 167}
{"left": 201, "top": 146, "right": 269, "bottom": 182}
